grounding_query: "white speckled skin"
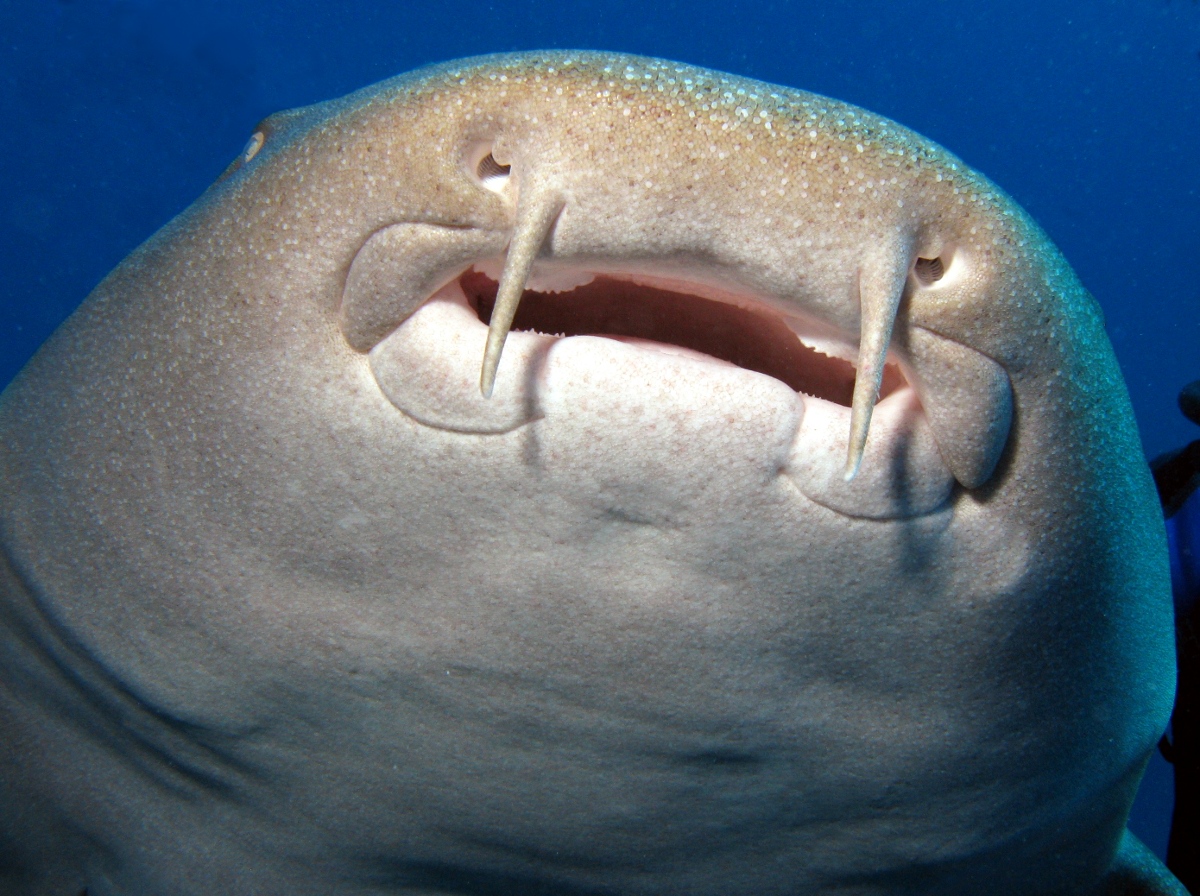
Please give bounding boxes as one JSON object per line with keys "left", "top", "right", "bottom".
{"left": 0, "top": 52, "right": 1183, "bottom": 895}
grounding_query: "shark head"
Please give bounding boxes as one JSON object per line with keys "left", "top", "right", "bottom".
{"left": 0, "top": 52, "right": 1179, "bottom": 895}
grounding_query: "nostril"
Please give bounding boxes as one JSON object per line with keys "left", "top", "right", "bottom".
{"left": 913, "top": 256, "right": 945, "bottom": 285}
{"left": 476, "top": 152, "right": 510, "bottom": 180}
{"left": 475, "top": 152, "right": 511, "bottom": 192}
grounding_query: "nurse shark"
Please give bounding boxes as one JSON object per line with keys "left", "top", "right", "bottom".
{"left": 0, "top": 52, "right": 1184, "bottom": 895}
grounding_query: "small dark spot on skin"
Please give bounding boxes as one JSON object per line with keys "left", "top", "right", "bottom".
{"left": 603, "top": 506, "right": 654, "bottom": 525}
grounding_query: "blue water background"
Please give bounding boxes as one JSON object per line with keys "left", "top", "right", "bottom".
{"left": 2, "top": 0, "right": 1197, "bottom": 863}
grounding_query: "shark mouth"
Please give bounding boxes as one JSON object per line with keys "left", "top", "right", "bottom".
{"left": 458, "top": 267, "right": 907, "bottom": 411}
{"left": 340, "top": 222, "right": 1013, "bottom": 519}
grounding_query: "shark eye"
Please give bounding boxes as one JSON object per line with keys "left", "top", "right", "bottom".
{"left": 241, "top": 131, "right": 265, "bottom": 163}
{"left": 913, "top": 256, "right": 945, "bottom": 285}
{"left": 216, "top": 126, "right": 270, "bottom": 183}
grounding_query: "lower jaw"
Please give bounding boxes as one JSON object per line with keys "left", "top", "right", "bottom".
{"left": 367, "top": 277, "right": 955, "bottom": 520}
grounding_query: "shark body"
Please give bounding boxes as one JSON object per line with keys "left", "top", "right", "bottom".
{"left": 0, "top": 52, "right": 1182, "bottom": 895}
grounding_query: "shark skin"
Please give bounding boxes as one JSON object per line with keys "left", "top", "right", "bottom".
{"left": 0, "top": 52, "right": 1183, "bottom": 895}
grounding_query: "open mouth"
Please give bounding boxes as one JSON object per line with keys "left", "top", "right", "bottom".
{"left": 350, "top": 215, "right": 1011, "bottom": 517}
{"left": 364, "top": 259, "right": 958, "bottom": 519}
{"left": 458, "top": 268, "right": 907, "bottom": 409}
{"left": 339, "top": 218, "right": 935, "bottom": 489}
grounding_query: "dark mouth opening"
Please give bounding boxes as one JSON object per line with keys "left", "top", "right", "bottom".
{"left": 460, "top": 269, "right": 904, "bottom": 407}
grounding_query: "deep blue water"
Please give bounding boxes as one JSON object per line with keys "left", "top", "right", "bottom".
{"left": 1, "top": 0, "right": 1197, "bottom": 866}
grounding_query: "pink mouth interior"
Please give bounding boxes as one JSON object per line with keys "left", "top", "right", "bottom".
{"left": 460, "top": 269, "right": 905, "bottom": 407}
